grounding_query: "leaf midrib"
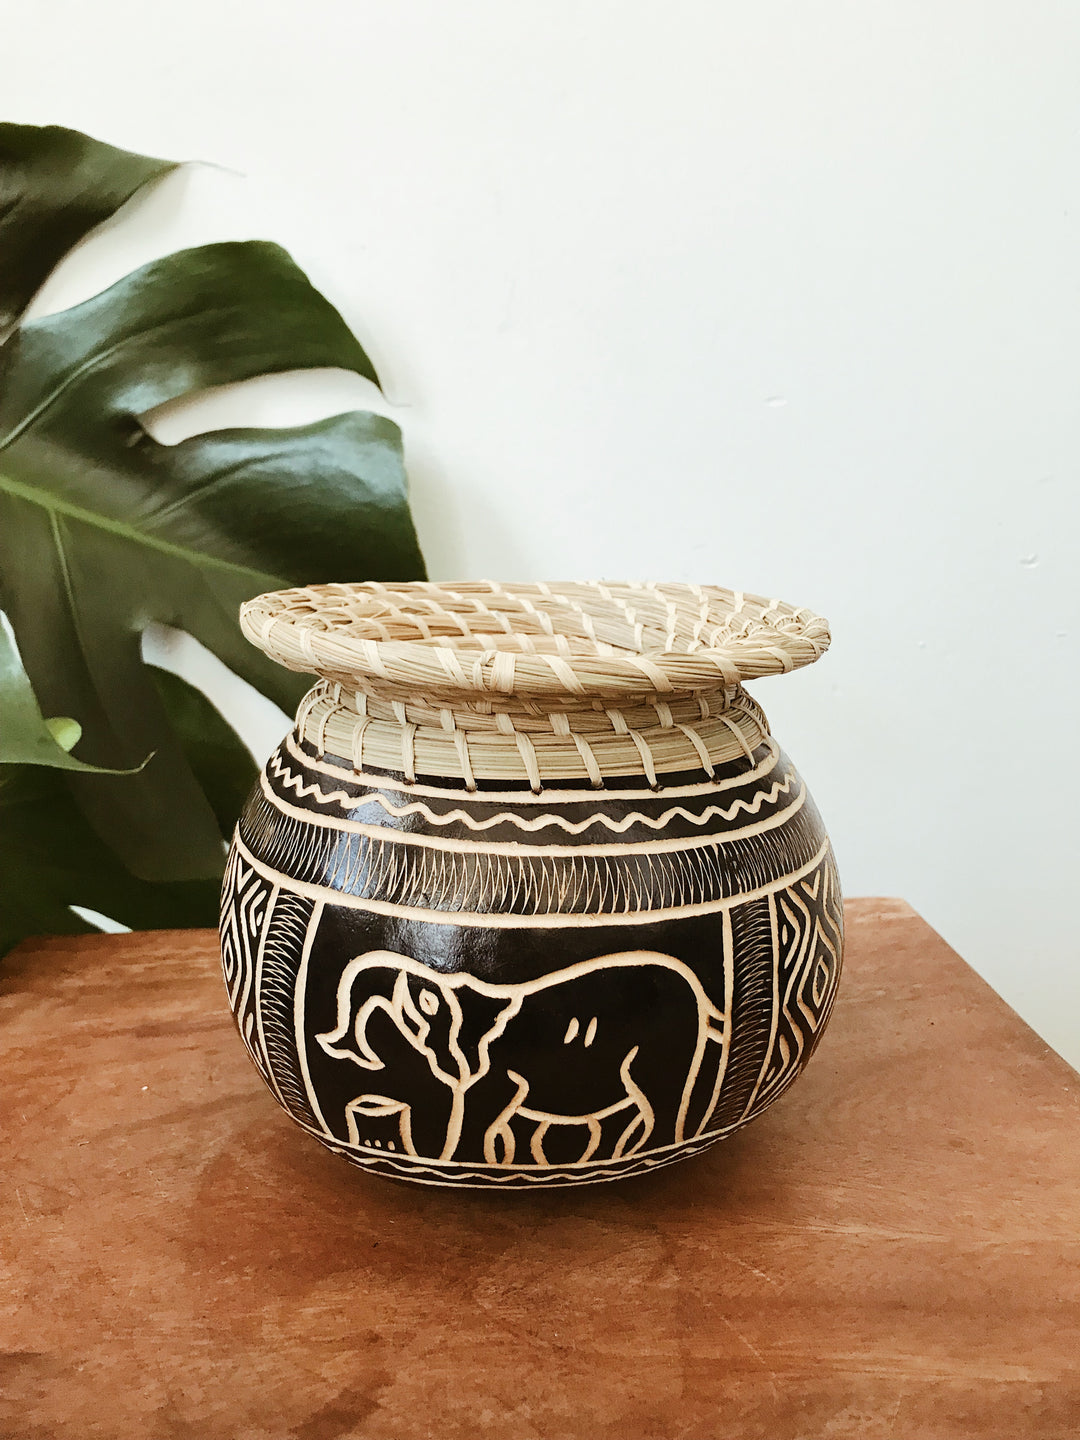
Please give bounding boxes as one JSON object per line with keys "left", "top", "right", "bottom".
{"left": 0, "top": 309, "right": 204, "bottom": 451}
{"left": 0, "top": 468, "right": 283, "bottom": 587}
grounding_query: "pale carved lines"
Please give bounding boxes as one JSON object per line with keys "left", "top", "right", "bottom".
{"left": 252, "top": 880, "right": 286, "bottom": 1110}
{"left": 324, "top": 1142, "right": 710, "bottom": 1188}
{"left": 264, "top": 760, "right": 806, "bottom": 858}
{"left": 486, "top": 1072, "right": 532, "bottom": 1166}
{"left": 219, "top": 849, "right": 243, "bottom": 1003}
{"left": 260, "top": 762, "right": 805, "bottom": 859}
{"left": 313, "top": 950, "right": 726, "bottom": 1167}
{"left": 293, "top": 858, "right": 836, "bottom": 1177}
{"left": 489, "top": 1048, "right": 659, "bottom": 1167}
{"left": 344, "top": 1098, "right": 412, "bottom": 1154}
{"left": 293, "top": 1111, "right": 742, "bottom": 1187}
{"left": 703, "top": 895, "right": 775, "bottom": 1133}
{"left": 222, "top": 853, "right": 325, "bottom": 1129}
{"left": 242, "top": 788, "right": 823, "bottom": 919}
{"left": 220, "top": 854, "right": 274, "bottom": 1090}
{"left": 220, "top": 849, "right": 253, "bottom": 1014}
{"left": 740, "top": 856, "right": 843, "bottom": 1123}
{"left": 773, "top": 886, "right": 816, "bottom": 1085}
{"left": 740, "top": 893, "right": 781, "bottom": 1125}
{"left": 698, "top": 907, "right": 736, "bottom": 1131}
{"left": 268, "top": 748, "right": 795, "bottom": 843}
{"left": 231, "top": 831, "right": 832, "bottom": 930}
{"left": 257, "top": 889, "right": 318, "bottom": 1128}
{"left": 222, "top": 854, "right": 255, "bottom": 1018}
{"left": 292, "top": 898, "right": 329, "bottom": 1136}
{"left": 283, "top": 729, "right": 782, "bottom": 805}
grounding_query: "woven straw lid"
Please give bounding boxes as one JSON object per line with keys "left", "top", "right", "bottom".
{"left": 240, "top": 581, "right": 830, "bottom": 704}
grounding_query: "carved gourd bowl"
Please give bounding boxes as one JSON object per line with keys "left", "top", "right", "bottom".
{"left": 220, "top": 581, "right": 843, "bottom": 1188}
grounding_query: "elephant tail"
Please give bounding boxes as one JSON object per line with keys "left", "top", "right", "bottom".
{"left": 610, "top": 1046, "right": 655, "bottom": 1160}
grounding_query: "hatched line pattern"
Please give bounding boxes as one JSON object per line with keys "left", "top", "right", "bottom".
{"left": 239, "top": 790, "right": 824, "bottom": 916}
{"left": 257, "top": 889, "right": 319, "bottom": 1131}
{"left": 707, "top": 894, "right": 778, "bottom": 1131}
{"left": 741, "top": 854, "right": 844, "bottom": 1122}
{"left": 219, "top": 850, "right": 275, "bottom": 1090}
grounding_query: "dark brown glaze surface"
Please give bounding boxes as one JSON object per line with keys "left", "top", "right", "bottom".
{"left": 3, "top": 900, "right": 1079, "bottom": 1439}
{"left": 224, "top": 738, "right": 842, "bottom": 1184}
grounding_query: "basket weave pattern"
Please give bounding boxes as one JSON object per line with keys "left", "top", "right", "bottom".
{"left": 241, "top": 581, "right": 830, "bottom": 789}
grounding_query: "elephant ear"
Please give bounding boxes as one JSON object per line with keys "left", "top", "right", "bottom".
{"left": 424, "top": 977, "right": 515, "bottom": 1080}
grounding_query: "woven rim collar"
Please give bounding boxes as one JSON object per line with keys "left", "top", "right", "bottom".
{"left": 240, "top": 580, "right": 830, "bottom": 701}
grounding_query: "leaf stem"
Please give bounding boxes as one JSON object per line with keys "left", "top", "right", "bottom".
{"left": 0, "top": 469, "right": 283, "bottom": 587}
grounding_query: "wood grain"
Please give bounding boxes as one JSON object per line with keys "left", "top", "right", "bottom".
{"left": 2, "top": 900, "right": 1079, "bottom": 1439}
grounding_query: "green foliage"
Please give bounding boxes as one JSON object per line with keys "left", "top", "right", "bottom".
{"left": 0, "top": 609, "right": 219, "bottom": 950}
{"left": 0, "top": 124, "right": 426, "bottom": 953}
{"left": 0, "top": 609, "right": 130, "bottom": 772}
{"left": 0, "top": 123, "right": 177, "bottom": 336}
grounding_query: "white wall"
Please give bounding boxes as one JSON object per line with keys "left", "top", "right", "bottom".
{"left": 7, "top": 1, "right": 1080, "bottom": 1065}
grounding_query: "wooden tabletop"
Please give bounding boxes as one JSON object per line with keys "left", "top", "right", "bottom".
{"left": 2, "top": 900, "right": 1079, "bottom": 1440}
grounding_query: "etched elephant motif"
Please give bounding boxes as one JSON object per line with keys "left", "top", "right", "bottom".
{"left": 315, "top": 951, "right": 726, "bottom": 1167}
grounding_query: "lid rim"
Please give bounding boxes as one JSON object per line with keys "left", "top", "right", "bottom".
{"left": 240, "top": 580, "right": 831, "bottom": 701}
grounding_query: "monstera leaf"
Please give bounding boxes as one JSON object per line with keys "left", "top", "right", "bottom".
{"left": 0, "top": 124, "right": 425, "bottom": 948}
{"left": 0, "top": 609, "right": 129, "bottom": 773}
{"left": 0, "top": 610, "right": 225, "bottom": 950}
{"left": 0, "top": 762, "right": 227, "bottom": 955}
{"left": 0, "top": 123, "right": 178, "bottom": 336}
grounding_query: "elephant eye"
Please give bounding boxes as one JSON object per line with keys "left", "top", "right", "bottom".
{"left": 418, "top": 988, "right": 440, "bottom": 1016}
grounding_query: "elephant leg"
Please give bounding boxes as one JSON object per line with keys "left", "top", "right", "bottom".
{"left": 615, "top": 1020, "right": 722, "bottom": 1152}
{"left": 450, "top": 1067, "right": 527, "bottom": 1165}
{"left": 404, "top": 1084, "right": 460, "bottom": 1161}
{"left": 532, "top": 1118, "right": 604, "bottom": 1166}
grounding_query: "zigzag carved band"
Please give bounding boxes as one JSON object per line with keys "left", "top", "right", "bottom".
{"left": 236, "top": 798, "right": 829, "bottom": 921}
